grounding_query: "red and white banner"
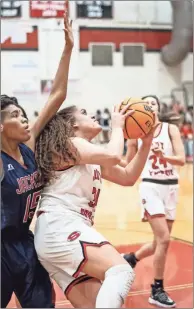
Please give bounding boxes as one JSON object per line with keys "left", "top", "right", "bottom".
{"left": 30, "top": 0, "right": 65, "bottom": 18}
{"left": 1, "top": 22, "right": 38, "bottom": 51}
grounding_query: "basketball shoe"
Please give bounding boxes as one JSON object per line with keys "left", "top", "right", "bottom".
{"left": 122, "top": 252, "right": 138, "bottom": 268}
{"left": 149, "top": 284, "right": 176, "bottom": 308}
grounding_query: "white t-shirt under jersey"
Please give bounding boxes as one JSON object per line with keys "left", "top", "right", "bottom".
{"left": 38, "top": 164, "right": 102, "bottom": 226}
{"left": 138, "top": 122, "right": 179, "bottom": 180}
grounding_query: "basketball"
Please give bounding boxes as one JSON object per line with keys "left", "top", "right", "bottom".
{"left": 119, "top": 97, "right": 155, "bottom": 139}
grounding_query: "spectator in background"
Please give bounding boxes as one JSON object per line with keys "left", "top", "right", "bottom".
{"left": 34, "top": 111, "right": 39, "bottom": 118}
{"left": 41, "top": 80, "right": 53, "bottom": 94}
{"left": 95, "top": 109, "right": 102, "bottom": 125}
{"left": 160, "top": 102, "right": 169, "bottom": 115}
{"left": 101, "top": 108, "right": 111, "bottom": 143}
{"left": 94, "top": 109, "right": 102, "bottom": 144}
{"left": 180, "top": 121, "right": 193, "bottom": 162}
{"left": 184, "top": 106, "right": 193, "bottom": 124}
{"left": 159, "top": 96, "right": 193, "bottom": 162}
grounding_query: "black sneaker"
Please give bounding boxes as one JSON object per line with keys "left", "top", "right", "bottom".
{"left": 149, "top": 284, "right": 176, "bottom": 308}
{"left": 122, "top": 252, "right": 137, "bottom": 268}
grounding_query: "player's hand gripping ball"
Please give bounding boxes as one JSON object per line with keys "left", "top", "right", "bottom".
{"left": 118, "top": 97, "right": 155, "bottom": 139}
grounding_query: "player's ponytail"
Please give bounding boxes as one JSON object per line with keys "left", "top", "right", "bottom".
{"left": 159, "top": 111, "right": 181, "bottom": 126}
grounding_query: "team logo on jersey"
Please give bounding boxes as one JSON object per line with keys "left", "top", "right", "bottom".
{"left": 7, "top": 164, "right": 14, "bottom": 171}
{"left": 67, "top": 231, "right": 81, "bottom": 242}
{"left": 142, "top": 199, "right": 146, "bottom": 205}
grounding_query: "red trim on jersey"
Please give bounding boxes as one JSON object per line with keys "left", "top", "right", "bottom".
{"left": 56, "top": 165, "right": 74, "bottom": 172}
{"left": 65, "top": 274, "right": 94, "bottom": 297}
{"left": 73, "top": 241, "right": 110, "bottom": 278}
{"left": 142, "top": 209, "right": 165, "bottom": 222}
{"left": 51, "top": 283, "right": 56, "bottom": 306}
{"left": 168, "top": 123, "right": 173, "bottom": 142}
{"left": 36, "top": 210, "right": 45, "bottom": 218}
{"left": 154, "top": 122, "right": 163, "bottom": 138}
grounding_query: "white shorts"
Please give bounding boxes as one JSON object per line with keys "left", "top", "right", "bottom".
{"left": 34, "top": 212, "right": 109, "bottom": 296}
{"left": 139, "top": 181, "right": 179, "bottom": 221}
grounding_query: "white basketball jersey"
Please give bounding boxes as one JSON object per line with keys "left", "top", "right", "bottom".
{"left": 138, "top": 122, "right": 179, "bottom": 180}
{"left": 38, "top": 164, "right": 102, "bottom": 226}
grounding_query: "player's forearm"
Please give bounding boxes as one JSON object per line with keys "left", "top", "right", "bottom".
{"left": 163, "top": 155, "right": 185, "bottom": 166}
{"left": 50, "top": 46, "right": 73, "bottom": 99}
{"left": 125, "top": 141, "right": 152, "bottom": 184}
{"left": 106, "top": 128, "right": 124, "bottom": 160}
{"left": 31, "top": 47, "right": 73, "bottom": 141}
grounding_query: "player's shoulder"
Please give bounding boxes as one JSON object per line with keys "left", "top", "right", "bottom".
{"left": 167, "top": 123, "right": 180, "bottom": 137}
{"left": 19, "top": 143, "right": 35, "bottom": 160}
{"left": 20, "top": 143, "right": 34, "bottom": 155}
{"left": 1, "top": 144, "right": 35, "bottom": 168}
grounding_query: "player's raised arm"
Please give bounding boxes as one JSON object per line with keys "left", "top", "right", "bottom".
{"left": 71, "top": 105, "right": 134, "bottom": 167}
{"left": 28, "top": 0, "right": 73, "bottom": 150}
{"left": 101, "top": 123, "right": 160, "bottom": 186}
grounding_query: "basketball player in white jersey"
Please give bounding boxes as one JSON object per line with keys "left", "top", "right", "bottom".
{"left": 122, "top": 95, "right": 185, "bottom": 308}
{"left": 34, "top": 103, "right": 158, "bottom": 308}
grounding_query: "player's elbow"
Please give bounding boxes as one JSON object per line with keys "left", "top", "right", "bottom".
{"left": 49, "top": 90, "right": 67, "bottom": 105}
{"left": 122, "top": 178, "right": 136, "bottom": 187}
{"left": 108, "top": 154, "right": 122, "bottom": 166}
{"left": 179, "top": 157, "right": 186, "bottom": 166}
{"left": 56, "top": 92, "right": 67, "bottom": 103}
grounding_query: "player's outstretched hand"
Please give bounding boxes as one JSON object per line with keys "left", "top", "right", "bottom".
{"left": 111, "top": 103, "right": 134, "bottom": 130}
{"left": 63, "top": 0, "right": 74, "bottom": 50}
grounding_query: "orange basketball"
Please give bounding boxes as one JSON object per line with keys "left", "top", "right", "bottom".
{"left": 119, "top": 97, "right": 155, "bottom": 139}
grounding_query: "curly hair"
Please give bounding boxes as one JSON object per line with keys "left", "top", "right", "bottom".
{"left": 35, "top": 106, "right": 80, "bottom": 186}
{"left": 1, "top": 94, "right": 28, "bottom": 120}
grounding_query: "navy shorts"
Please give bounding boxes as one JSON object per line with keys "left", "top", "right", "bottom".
{"left": 1, "top": 230, "right": 54, "bottom": 308}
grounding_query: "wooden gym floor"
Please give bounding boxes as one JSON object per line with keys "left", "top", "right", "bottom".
{"left": 8, "top": 164, "right": 193, "bottom": 308}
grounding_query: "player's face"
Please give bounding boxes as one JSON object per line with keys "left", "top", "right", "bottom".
{"left": 143, "top": 97, "right": 159, "bottom": 113}
{"left": 1, "top": 105, "right": 31, "bottom": 142}
{"left": 74, "top": 108, "right": 102, "bottom": 139}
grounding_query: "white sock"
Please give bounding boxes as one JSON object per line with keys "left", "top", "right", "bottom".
{"left": 95, "top": 264, "right": 135, "bottom": 308}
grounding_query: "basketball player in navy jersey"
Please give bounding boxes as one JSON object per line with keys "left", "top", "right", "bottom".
{"left": 1, "top": 2, "right": 73, "bottom": 307}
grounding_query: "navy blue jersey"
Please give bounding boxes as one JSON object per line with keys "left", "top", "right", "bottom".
{"left": 1, "top": 144, "right": 42, "bottom": 236}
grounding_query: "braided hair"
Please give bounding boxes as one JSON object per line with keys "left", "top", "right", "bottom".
{"left": 35, "top": 106, "right": 80, "bottom": 186}
{"left": 1, "top": 94, "right": 28, "bottom": 121}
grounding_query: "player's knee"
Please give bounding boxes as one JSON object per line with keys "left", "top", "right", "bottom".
{"left": 157, "top": 233, "right": 170, "bottom": 248}
{"left": 105, "top": 264, "right": 135, "bottom": 301}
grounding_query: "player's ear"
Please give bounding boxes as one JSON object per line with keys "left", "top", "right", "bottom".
{"left": 73, "top": 121, "right": 79, "bottom": 130}
{"left": 1, "top": 124, "right": 3, "bottom": 132}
